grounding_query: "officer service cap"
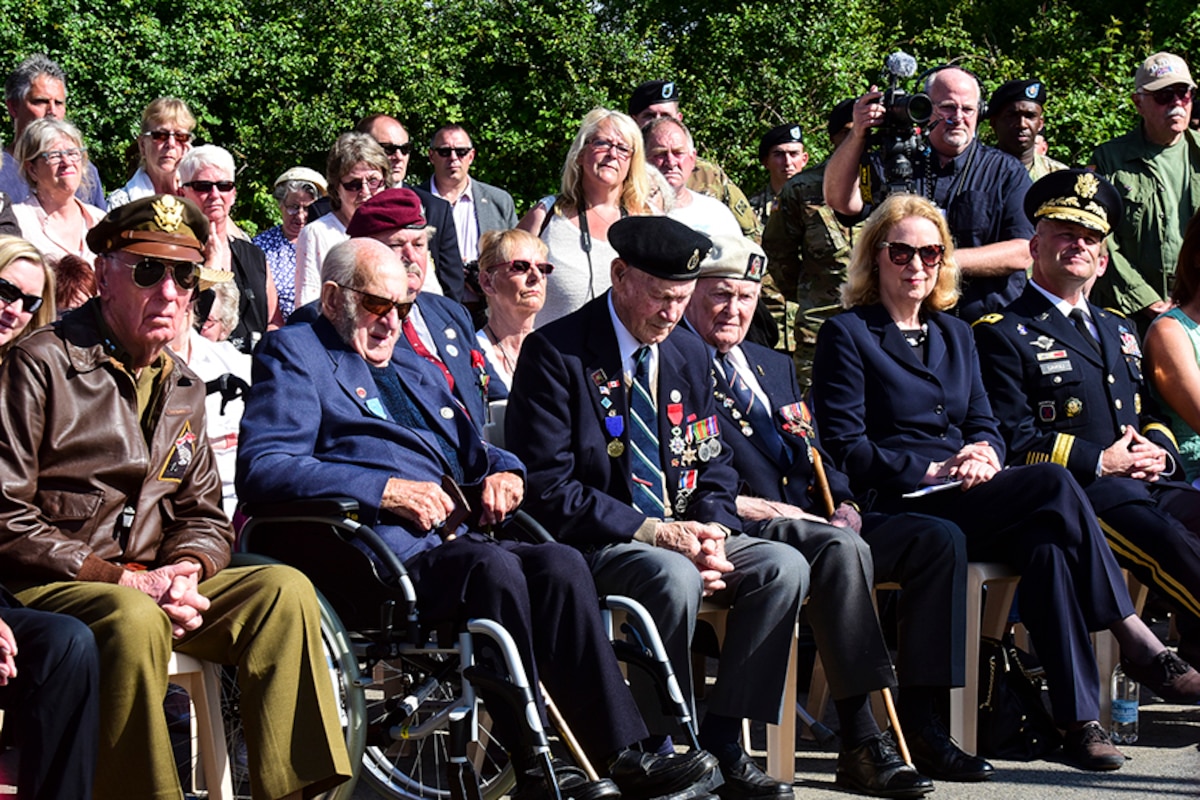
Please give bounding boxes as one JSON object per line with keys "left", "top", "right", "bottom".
{"left": 1136, "top": 52, "right": 1195, "bottom": 92}
{"left": 629, "top": 80, "right": 680, "bottom": 116}
{"left": 1024, "top": 169, "right": 1123, "bottom": 235}
{"left": 345, "top": 188, "right": 427, "bottom": 237}
{"left": 758, "top": 123, "right": 804, "bottom": 161}
{"left": 609, "top": 217, "right": 711, "bottom": 281}
{"left": 88, "top": 194, "right": 209, "bottom": 264}
{"left": 696, "top": 235, "right": 767, "bottom": 283}
{"left": 987, "top": 79, "right": 1046, "bottom": 117}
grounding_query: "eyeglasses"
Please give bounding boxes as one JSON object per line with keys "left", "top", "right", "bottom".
{"left": 128, "top": 259, "right": 201, "bottom": 290}
{"left": 341, "top": 175, "right": 385, "bottom": 193}
{"left": 0, "top": 277, "right": 43, "bottom": 313}
{"left": 1140, "top": 85, "right": 1194, "bottom": 105}
{"left": 934, "top": 103, "right": 978, "bottom": 119}
{"left": 184, "top": 180, "right": 235, "bottom": 193}
{"left": 380, "top": 142, "right": 412, "bottom": 156}
{"left": 878, "top": 241, "right": 945, "bottom": 268}
{"left": 587, "top": 138, "right": 633, "bottom": 159}
{"left": 340, "top": 285, "right": 413, "bottom": 319}
{"left": 145, "top": 130, "right": 193, "bottom": 144}
{"left": 433, "top": 146, "right": 473, "bottom": 158}
{"left": 284, "top": 203, "right": 313, "bottom": 217}
{"left": 37, "top": 148, "right": 86, "bottom": 165}
{"left": 493, "top": 259, "right": 554, "bottom": 277}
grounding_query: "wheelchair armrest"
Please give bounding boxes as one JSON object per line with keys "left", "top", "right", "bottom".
{"left": 500, "top": 509, "right": 555, "bottom": 544}
{"left": 240, "top": 496, "right": 362, "bottom": 520}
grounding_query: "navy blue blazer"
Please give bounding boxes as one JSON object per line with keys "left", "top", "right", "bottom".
{"left": 411, "top": 292, "right": 508, "bottom": 418}
{"left": 413, "top": 186, "right": 467, "bottom": 302}
{"left": 715, "top": 341, "right": 854, "bottom": 510}
{"left": 811, "top": 304, "right": 1006, "bottom": 505}
{"left": 973, "top": 283, "right": 1183, "bottom": 487}
{"left": 236, "top": 316, "right": 523, "bottom": 563}
{"left": 506, "top": 295, "right": 742, "bottom": 548}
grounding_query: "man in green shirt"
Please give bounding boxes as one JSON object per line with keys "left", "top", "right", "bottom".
{"left": 1092, "top": 52, "right": 1200, "bottom": 333}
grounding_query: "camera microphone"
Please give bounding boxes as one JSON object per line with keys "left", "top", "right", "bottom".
{"left": 884, "top": 51, "right": 918, "bottom": 79}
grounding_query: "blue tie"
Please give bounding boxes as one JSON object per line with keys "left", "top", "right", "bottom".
{"left": 720, "top": 354, "right": 790, "bottom": 465}
{"left": 629, "top": 346, "right": 666, "bottom": 516}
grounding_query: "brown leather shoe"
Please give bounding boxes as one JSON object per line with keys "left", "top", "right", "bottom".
{"left": 1121, "top": 650, "right": 1200, "bottom": 704}
{"left": 1061, "top": 722, "right": 1125, "bottom": 771}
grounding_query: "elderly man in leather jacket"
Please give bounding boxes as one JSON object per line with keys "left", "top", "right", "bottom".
{"left": 0, "top": 195, "right": 352, "bottom": 800}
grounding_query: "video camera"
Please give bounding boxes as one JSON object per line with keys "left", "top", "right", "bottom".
{"left": 864, "top": 52, "right": 933, "bottom": 200}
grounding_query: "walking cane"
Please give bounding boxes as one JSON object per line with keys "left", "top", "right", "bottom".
{"left": 810, "top": 447, "right": 914, "bottom": 767}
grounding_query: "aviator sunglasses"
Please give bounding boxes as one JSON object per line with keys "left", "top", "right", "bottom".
{"left": 128, "top": 259, "right": 201, "bottom": 291}
{"left": 340, "top": 285, "right": 414, "bottom": 319}
{"left": 493, "top": 259, "right": 554, "bottom": 277}
{"left": 341, "top": 175, "right": 385, "bottom": 193}
{"left": 0, "top": 277, "right": 43, "bottom": 313}
{"left": 145, "top": 130, "right": 193, "bottom": 144}
{"left": 878, "top": 241, "right": 945, "bottom": 267}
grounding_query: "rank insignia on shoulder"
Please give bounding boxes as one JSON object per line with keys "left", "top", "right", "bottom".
{"left": 1104, "top": 307, "right": 1127, "bottom": 319}
{"left": 972, "top": 313, "right": 1003, "bottom": 327}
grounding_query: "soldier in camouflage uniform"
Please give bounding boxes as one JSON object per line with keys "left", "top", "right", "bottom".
{"left": 761, "top": 100, "right": 858, "bottom": 389}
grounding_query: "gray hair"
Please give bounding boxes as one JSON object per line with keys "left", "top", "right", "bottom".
{"left": 273, "top": 179, "right": 319, "bottom": 204}
{"left": 14, "top": 117, "right": 93, "bottom": 195}
{"left": 177, "top": 144, "right": 235, "bottom": 184}
{"left": 641, "top": 116, "right": 695, "bottom": 152}
{"left": 5, "top": 55, "right": 66, "bottom": 107}
{"left": 209, "top": 280, "right": 241, "bottom": 334}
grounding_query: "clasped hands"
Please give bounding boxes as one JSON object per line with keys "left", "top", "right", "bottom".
{"left": 654, "top": 520, "right": 734, "bottom": 596}
{"left": 118, "top": 560, "right": 210, "bottom": 638}
{"left": 1101, "top": 426, "right": 1166, "bottom": 482}
{"left": 927, "top": 441, "right": 1001, "bottom": 490}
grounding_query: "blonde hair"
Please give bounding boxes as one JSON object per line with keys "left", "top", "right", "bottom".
{"left": 557, "top": 108, "right": 653, "bottom": 218}
{"left": 478, "top": 228, "right": 548, "bottom": 273}
{"left": 0, "top": 236, "right": 54, "bottom": 359}
{"left": 841, "top": 194, "right": 960, "bottom": 312}
{"left": 141, "top": 97, "right": 196, "bottom": 135}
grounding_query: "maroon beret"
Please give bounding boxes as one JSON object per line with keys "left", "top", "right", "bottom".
{"left": 345, "top": 188, "right": 426, "bottom": 237}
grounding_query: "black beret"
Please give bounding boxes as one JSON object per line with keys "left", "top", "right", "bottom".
{"left": 87, "top": 194, "right": 209, "bottom": 263}
{"left": 609, "top": 217, "right": 712, "bottom": 281}
{"left": 827, "top": 99, "right": 855, "bottom": 139}
{"left": 629, "top": 80, "right": 680, "bottom": 117}
{"left": 987, "top": 79, "right": 1046, "bottom": 117}
{"left": 1024, "top": 168, "right": 1123, "bottom": 235}
{"left": 758, "top": 123, "right": 804, "bottom": 161}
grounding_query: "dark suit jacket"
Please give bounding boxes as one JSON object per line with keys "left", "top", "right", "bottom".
{"left": 505, "top": 294, "right": 741, "bottom": 548}
{"left": 811, "top": 304, "right": 1006, "bottom": 507}
{"left": 236, "top": 316, "right": 523, "bottom": 563}
{"left": 412, "top": 187, "right": 466, "bottom": 302}
{"left": 973, "top": 283, "right": 1183, "bottom": 487}
{"left": 715, "top": 341, "right": 854, "bottom": 510}
{"left": 417, "top": 177, "right": 518, "bottom": 235}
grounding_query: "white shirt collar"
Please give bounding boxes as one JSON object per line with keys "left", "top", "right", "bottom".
{"left": 607, "top": 291, "right": 658, "bottom": 384}
{"left": 1029, "top": 278, "right": 1089, "bottom": 320}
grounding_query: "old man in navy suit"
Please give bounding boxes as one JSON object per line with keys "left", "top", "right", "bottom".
{"left": 237, "top": 237, "right": 718, "bottom": 800}
{"left": 507, "top": 217, "right": 804, "bottom": 800}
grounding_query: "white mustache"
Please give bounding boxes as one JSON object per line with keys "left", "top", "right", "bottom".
{"left": 1168, "top": 107, "right": 1189, "bottom": 120}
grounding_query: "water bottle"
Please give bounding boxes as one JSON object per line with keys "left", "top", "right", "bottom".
{"left": 1110, "top": 663, "right": 1139, "bottom": 744}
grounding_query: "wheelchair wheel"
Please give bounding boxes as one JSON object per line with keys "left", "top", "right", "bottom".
{"left": 359, "top": 647, "right": 515, "bottom": 800}
{"left": 219, "top": 567, "right": 367, "bottom": 799}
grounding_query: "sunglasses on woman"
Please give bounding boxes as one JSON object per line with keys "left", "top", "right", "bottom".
{"left": 493, "top": 259, "right": 554, "bottom": 277}
{"left": 878, "top": 241, "right": 945, "bottom": 268}
{"left": 0, "top": 277, "right": 43, "bottom": 313}
{"left": 341, "top": 175, "right": 385, "bottom": 193}
{"left": 184, "top": 180, "right": 235, "bottom": 193}
{"left": 341, "top": 285, "right": 414, "bottom": 319}
{"left": 128, "top": 259, "right": 201, "bottom": 291}
{"left": 145, "top": 130, "right": 193, "bottom": 144}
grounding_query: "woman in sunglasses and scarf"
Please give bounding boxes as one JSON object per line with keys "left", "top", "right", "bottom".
{"left": 0, "top": 235, "right": 53, "bottom": 362}
{"left": 178, "top": 145, "right": 282, "bottom": 353}
{"left": 474, "top": 228, "right": 552, "bottom": 391}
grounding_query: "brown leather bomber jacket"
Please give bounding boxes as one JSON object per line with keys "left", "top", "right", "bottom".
{"left": 0, "top": 301, "right": 233, "bottom": 589}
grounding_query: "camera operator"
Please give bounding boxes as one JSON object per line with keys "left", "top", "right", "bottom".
{"left": 824, "top": 66, "right": 1034, "bottom": 321}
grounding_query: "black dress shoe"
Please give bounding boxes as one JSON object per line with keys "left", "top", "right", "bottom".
{"left": 908, "top": 718, "right": 994, "bottom": 782}
{"left": 512, "top": 759, "right": 621, "bottom": 800}
{"left": 835, "top": 733, "right": 934, "bottom": 799}
{"left": 715, "top": 752, "right": 792, "bottom": 800}
{"left": 608, "top": 748, "right": 720, "bottom": 799}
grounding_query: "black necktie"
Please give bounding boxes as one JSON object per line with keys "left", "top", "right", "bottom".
{"left": 1069, "top": 308, "right": 1101, "bottom": 355}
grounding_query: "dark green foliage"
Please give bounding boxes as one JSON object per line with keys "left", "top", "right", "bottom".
{"left": 0, "top": 0, "right": 1194, "bottom": 232}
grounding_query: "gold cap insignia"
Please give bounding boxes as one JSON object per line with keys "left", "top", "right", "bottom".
{"left": 152, "top": 195, "right": 185, "bottom": 233}
{"left": 1075, "top": 173, "right": 1100, "bottom": 199}
{"left": 687, "top": 249, "right": 700, "bottom": 271}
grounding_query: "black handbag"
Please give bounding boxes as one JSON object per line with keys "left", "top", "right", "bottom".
{"left": 976, "top": 634, "right": 1063, "bottom": 759}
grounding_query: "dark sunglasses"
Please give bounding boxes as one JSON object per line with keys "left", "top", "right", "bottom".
{"left": 878, "top": 241, "right": 945, "bottom": 267}
{"left": 1141, "top": 85, "right": 1194, "bottom": 105}
{"left": 0, "top": 277, "right": 43, "bottom": 313}
{"left": 341, "top": 175, "right": 385, "bottom": 193}
{"left": 341, "top": 285, "right": 414, "bottom": 319}
{"left": 433, "top": 146, "right": 472, "bottom": 158}
{"left": 494, "top": 259, "right": 554, "bottom": 277}
{"left": 380, "top": 142, "right": 413, "bottom": 156}
{"left": 129, "top": 259, "right": 201, "bottom": 290}
{"left": 184, "top": 180, "right": 235, "bottom": 193}
{"left": 146, "top": 130, "right": 193, "bottom": 144}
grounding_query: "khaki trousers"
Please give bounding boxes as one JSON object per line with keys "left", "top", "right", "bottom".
{"left": 18, "top": 564, "right": 353, "bottom": 800}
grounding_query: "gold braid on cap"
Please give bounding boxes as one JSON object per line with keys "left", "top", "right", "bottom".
{"left": 1036, "top": 202, "right": 1111, "bottom": 235}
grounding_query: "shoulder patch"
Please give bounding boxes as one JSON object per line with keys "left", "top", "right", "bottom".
{"left": 971, "top": 313, "right": 1004, "bottom": 327}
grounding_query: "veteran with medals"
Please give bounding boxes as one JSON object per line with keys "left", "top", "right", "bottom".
{"left": 508, "top": 216, "right": 806, "bottom": 800}
{"left": 974, "top": 168, "right": 1200, "bottom": 671}
{"left": 0, "top": 195, "right": 353, "bottom": 799}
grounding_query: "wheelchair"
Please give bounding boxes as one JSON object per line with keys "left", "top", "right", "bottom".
{"left": 231, "top": 497, "right": 700, "bottom": 800}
